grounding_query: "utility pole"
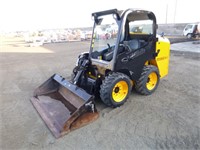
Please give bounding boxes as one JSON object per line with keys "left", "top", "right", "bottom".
{"left": 165, "top": 4, "right": 168, "bottom": 24}
{"left": 174, "top": 0, "right": 178, "bottom": 23}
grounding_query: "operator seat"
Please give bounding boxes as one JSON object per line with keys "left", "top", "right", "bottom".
{"left": 103, "top": 39, "right": 141, "bottom": 61}
{"left": 124, "top": 39, "right": 140, "bottom": 52}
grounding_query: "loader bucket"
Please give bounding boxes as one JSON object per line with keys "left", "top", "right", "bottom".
{"left": 31, "top": 74, "right": 98, "bottom": 138}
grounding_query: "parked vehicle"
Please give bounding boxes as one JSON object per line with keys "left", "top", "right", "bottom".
{"left": 183, "top": 23, "right": 200, "bottom": 39}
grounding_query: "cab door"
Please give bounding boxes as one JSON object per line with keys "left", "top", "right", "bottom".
{"left": 114, "top": 19, "right": 156, "bottom": 81}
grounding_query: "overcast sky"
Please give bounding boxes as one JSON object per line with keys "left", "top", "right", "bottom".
{"left": 0, "top": 0, "right": 199, "bottom": 31}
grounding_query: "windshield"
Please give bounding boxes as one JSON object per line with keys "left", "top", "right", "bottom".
{"left": 185, "top": 24, "right": 193, "bottom": 30}
{"left": 91, "top": 14, "right": 119, "bottom": 60}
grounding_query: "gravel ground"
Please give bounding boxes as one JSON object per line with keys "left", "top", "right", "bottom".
{"left": 0, "top": 37, "right": 200, "bottom": 150}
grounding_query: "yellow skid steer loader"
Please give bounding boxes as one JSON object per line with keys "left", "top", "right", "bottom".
{"left": 31, "top": 9, "right": 170, "bottom": 138}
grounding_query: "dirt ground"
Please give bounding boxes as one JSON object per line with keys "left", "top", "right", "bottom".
{"left": 0, "top": 37, "right": 200, "bottom": 150}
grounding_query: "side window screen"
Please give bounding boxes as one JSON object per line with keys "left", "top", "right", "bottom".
{"left": 129, "top": 20, "right": 153, "bottom": 35}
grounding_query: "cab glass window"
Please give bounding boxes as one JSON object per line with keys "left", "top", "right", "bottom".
{"left": 129, "top": 20, "right": 153, "bottom": 35}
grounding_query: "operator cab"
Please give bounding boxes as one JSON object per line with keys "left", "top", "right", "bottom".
{"left": 90, "top": 9, "right": 157, "bottom": 71}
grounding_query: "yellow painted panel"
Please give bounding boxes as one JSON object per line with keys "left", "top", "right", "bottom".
{"left": 155, "top": 36, "right": 170, "bottom": 78}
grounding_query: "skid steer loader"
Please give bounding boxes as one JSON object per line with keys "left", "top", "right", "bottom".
{"left": 31, "top": 9, "right": 170, "bottom": 138}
